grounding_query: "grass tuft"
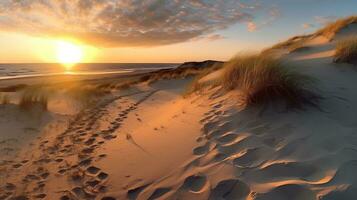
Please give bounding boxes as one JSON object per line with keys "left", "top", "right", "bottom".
{"left": 266, "top": 35, "right": 311, "bottom": 53}
{"left": 315, "top": 16, "right": 357, "bottom": 40}
{"left": 221, "top": 54, "right": 320, "bottom": 110}
{"left": 66, "top": 85, "right": 110, "bottom": 107}
{"left": 0, "top": 93, "right": 10, "bottom": 105}
{"left": 19, "top": 86, "right": 49, "bottom": 110}
{"left": 334, "top": 36, "right": 357, "bottom": 64}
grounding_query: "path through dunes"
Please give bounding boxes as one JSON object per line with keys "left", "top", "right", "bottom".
{"left": 2, "top": 24, "right": 357, "bottom": 199}
{"left": 0, "top": 86, "right": 165, "bottom": 199}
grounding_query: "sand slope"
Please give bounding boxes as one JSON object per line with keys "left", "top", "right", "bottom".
{"left": 1, "top": 25, "right": 357, "bottom": 200}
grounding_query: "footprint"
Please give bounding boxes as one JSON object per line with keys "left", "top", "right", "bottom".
{"left": 127, "top": 184, "right": 151, "bottom": 200}
{"left": 84, "top": 138, "right": 96, "bottom": 146}
{"left": 81, "top": 147, "right": 94, "bottom": 154}
{"left": 21, "top": 160, "right": 29, "bottom": 164}
{"left": 103, "top": 135, "right": 117, "bottom": 140}
{"left": 193, "top": 143, "right": 210, "bottom": 156}
{"left": 233, "top": 148, "right": 266, "bottom": 168}
{"left": 101, "top": 197, "right": 116, "bottom": 200}
{"left": 55, "top": 158, "right": 64, "bottom": 162}
{"left": 98, "top": 172, "right": 109, "bottom": 180}
{"left": 4, "top": 182, "right": 15, "bottom": 190}
{"left": 182, "top": 175, "right": 207, "bottom": 192}
{"left": 13, "top": 163, "right": 22, "bottom": 168}
{"left": 40, "top": 172, "right": 50, "bottom": 179}
{"left": 209, "top": 179, "right": 250, "bottom": 200}
{"left": 148, "top": 188, "right": 171, "bottom": 200}
{"left": 254, "top": 184, "right": 315, "bottom": 200}
{"left": 71, "top": 187, "right": 86, "bottom": 198}
{"left": 98, "top": 154, "right": 107, "bottom": 158}
{"left": 245, "top": 161, "right": 321, "bottom": 184}
{"left": 33, "top": 193, "right": 46, "bottom": 199}
{"left": 196, "top": 136, "right": 205, "bottom": 142}
{"left": 86, "top": 166, "right": 100, "bottom": 175}
{"left": 58, "top": 169, "right": 67, "bottom": 174}
{"left": 9, "top": 195, "right": 29, "bottom": 200}
{"left": 86, "top": 180, "right": 100, "bottom": 187}
{"left": 217, "top": 134, "right": 238, "bottom": 144}
{"left": 79, "top": 158, "right": 92, "bottom": 166}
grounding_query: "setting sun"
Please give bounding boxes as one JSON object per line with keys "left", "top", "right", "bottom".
{"left": 56, "top": 41, "right": 83, "bottom": 70}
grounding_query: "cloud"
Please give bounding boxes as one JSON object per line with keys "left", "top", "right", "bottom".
{"left": 245, "top": 6, "right": 280, "bottom": 32}
{"left": 205, "top": 34, "right": 225, "bottom": 41}
{"left": 302, "top": 23, "right": 314, "bottom": 29}
{"left": 0, "top": 0, "right": 262, "bottom": 47}
{"left": 247, "top": 22, "right": 257, "bottom": 32}
{"left": 301, "top": 15, "right": 338, "bottom": 30}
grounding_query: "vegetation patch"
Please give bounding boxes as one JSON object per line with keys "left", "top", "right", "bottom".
{"left": 334, "top": 36, "right": 357, "bottom": 65}
{"left": 19, "top": 86, "right": 50, "bottom": 110}
{"left": 0, "top": 93, "right": 10, "bottom": 105}
{"left": 315, "top": 16, "right": 357, "bottom": 40}
{"left": 221, "top": 54, "right": 320, "bottom": 110}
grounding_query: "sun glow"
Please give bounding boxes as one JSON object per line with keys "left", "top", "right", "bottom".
{"left": 56, "top": 41, "right": 84, "bottom": 70}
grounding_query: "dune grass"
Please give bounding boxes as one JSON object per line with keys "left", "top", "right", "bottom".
{"left": 315, "top": 16, "right": 357, "bottom": 40}
{"left": 183, "top": 72, "right": 221, "bottom": 97}
{"left": 0, "top": 84, "right": 27, "bottom": 92}
{"left": 221, "top": 54, "right": 320, "bottom": 110}
{"left": 263, "top": 16, "right": 357, "bottom": 54}
{"left": 334, "top": 36, "right": 357, "bottom": 64}
{"left": 19, "top": 86, "right": 50, "bottom": 110}
{"left": 265, "top": 35, "right": 311, "bottom": 53}
{"left": 65, "top": 85, "right": 110, "bottom": 107}
{"left": 0, "top": 93, "right": 10, "bottom": 105}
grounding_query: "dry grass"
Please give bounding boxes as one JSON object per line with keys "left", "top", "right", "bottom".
{"left": 183, "top": 66, "right": 224, "bottom": 96}
{"left": 146, "top": 61, "right": 224, "bottom": 84}
{"left": 315, "top": 16, "right": 357, "bottom": 40}
{"left": 0, "top": 93, "right": 10, "bottom": 104}
{"left": 221, "top": 54, "right": 320, "bottom": 110}
{"left": 65, "top": 85, "right": 110, "bottom": 107}
{"left": 0, "top": 84, "right": 27, "bottom": 92}
{"left": 334, "top": 36, "right": 357, "bottom": 64}
{"left": 19, "top": 86, "right": 50, "bottom": 110}
{"left": 266, "top": 35, "right": 311, "bottom": 53}
{"left": 263, "top": 16, "right": 357, "bottom": 54}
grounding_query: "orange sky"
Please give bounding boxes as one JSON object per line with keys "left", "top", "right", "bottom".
{"left": 0, "top": 1, "right": 355, "bottom": 63}
{"left": 0, "top": 32, "right": 264, "bottom": 63}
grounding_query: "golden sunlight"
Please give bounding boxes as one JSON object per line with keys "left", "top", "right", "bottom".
{"left": 56, "top": 41, "right": 83, "bottom": 70}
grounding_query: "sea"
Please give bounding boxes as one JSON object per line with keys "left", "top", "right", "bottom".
{"left": 0, "top": 63, "right": 178, "bottom": 80}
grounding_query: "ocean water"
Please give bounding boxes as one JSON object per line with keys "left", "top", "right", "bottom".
{"left": 0, "top": 63, "right": 178, "bottom": 80}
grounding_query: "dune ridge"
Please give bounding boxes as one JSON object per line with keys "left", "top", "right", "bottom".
{"left": 1, "top": 16, "right": 357, "bottom": 200}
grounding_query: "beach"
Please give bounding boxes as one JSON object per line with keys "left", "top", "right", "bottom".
{"left": 1, "top": 17, "right": 357, "bottom": 200}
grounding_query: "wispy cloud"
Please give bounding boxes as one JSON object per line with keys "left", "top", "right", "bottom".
{"left": 0, "top": 0, "right": 265, "bottom": 47}
{"left": 245, "top": 6, "right": 280, "bottom": 32}
{"left": 205, "top": 34, "right": 226, "bottom": 41}
{"left": 302, "top": 23, "right": 314, "bottom": 29}
{"left": 247, "top": 22, "right": 257, "bottom": 32}
{"left": 301, "top": 15, "right": 338, "bottom": 30}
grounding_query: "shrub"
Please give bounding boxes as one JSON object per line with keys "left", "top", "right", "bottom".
{"left": 221, "top": 54, "right": 320, "bottom": 110}
{"left": 334, "top": 36, "right": 357, "bottom": 64}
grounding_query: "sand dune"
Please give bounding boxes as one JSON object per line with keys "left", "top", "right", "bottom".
{"left": 1, "top": 18, "right": 357, "bottom": 200}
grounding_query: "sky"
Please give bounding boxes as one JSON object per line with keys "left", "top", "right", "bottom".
{"left": 0, "top": 0, "right": 356, "bottom": 63}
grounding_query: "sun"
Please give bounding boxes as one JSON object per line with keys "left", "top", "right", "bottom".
{"left": 56, "top": 41, "right": 83, "bottom": 70}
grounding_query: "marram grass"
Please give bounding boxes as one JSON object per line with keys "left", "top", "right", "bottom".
{"left": 221, "top": 54, "right": 320, "bottom": 110}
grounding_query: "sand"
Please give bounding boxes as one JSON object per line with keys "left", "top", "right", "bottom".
{"left": 1, "top": 25, "right": 357, "bottom": 200}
